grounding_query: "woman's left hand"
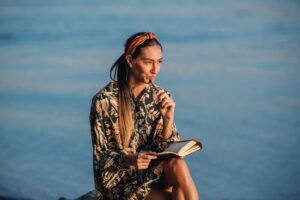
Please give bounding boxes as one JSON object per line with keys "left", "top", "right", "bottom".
{"left": 155, "top": 90, "right": 175, "bottom": 121}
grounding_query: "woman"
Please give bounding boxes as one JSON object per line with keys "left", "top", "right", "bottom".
{"left": 89, "top": 32, "right": 199, "bottom": 200}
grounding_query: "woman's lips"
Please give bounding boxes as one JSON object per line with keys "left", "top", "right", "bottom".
{"left": 149, "top": 76, "right": 156, "bottom": 79}
{"left": 145, "top": 75, "right": 156, "bottom": 83}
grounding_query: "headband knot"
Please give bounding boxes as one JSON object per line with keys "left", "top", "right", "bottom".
{"left": 125, "top": 32, "right": 158, "bottom": 56}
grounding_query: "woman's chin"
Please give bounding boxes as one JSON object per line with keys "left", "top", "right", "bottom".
{"left": 142, "top": 78, "right": 152, "bottom": 84}
{"left": 148, "top": 77, "right": 156, "bottom": 82}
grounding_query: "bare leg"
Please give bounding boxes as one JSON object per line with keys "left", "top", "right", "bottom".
{"left": 162, "top": 157, "right": 199, "bottom": 200}
{"left": 172, "top": 186, "right": 185, "bottom": 200}
{"left": 146, "top": 189, "right": 171, "bottom": 200}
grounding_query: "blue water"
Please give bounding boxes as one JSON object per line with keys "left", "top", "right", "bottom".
{"left": 0, "top": 0, "right": 300, "bottom": 199}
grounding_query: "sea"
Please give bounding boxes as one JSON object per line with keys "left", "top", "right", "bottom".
{"left": 0, "top": 0, "right": 299, "bottom": 199}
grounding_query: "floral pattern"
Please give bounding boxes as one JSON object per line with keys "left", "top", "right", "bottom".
{"left": 89, "top": 81, "right": 180, "bottom": 200}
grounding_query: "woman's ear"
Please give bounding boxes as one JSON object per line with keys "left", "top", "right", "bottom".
{"left": 126, "top": 55, "right": 133, "bottom": 68}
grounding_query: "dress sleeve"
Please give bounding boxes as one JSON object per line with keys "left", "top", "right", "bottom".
{"left": 89, "top": 96, "right": 127, "bottom": 190}
{"left": 151, "top": 117, "right": 181, "bottom": 152}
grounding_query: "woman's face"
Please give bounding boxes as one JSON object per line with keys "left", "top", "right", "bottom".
{"left": 128, "top": 45, "right": 162, "bottom": 85}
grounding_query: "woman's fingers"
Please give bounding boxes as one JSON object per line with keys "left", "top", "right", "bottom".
{"left": 136, "top": 152, "right": 157, "bottom": 169}
{"left": 127, "top": 152, "right": 157, "bottom": 169}
{"left": 156, "top": 90, "right": 168, "bottom": 101}
{"left": 154, "top": 91, "right": 176, "bottom": 111}
{"left": 137, "top": 154, "right": 156, "bottom": 163}
{"left": 161, "top": 99, "right": 175, "bottom": 109}
{"left": 137, "top": 158, "right": 151, "bottom": 164}
{"left": 138, "top": 165, "right": 149, "bottom": 170}
{"left": 144, "top": 152, "right": 157, "bottom": 161}
{"left": 158, "top": 93, "right": 169, "bottom": 103}
{"left": 137, "top": 160, "right": 150, "bottom": 169}
{"left": 146, "top": 151, "right": 157, "bottom": 156}
{"left": 160, "top": 96, "right": 172, "bottom": 107}
{"left": 139, "top": 153, "right": 157, "bottom": 160}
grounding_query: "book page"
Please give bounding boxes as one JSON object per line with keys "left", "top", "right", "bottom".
{"left": 177, "top": 141, "right": 197, "bottom": 155}
{"left": 157, "top": 139, "right": 202, "bottom": 158}
{"left": 182, "top": 145, "right": 201, "bottom": 157}
{"left": 163, "top": 140, "right": 195, "bottom": 155}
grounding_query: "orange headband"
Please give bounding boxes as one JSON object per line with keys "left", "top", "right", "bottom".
{"left": 125, "top": 32, "right": 158, "bottom": 56}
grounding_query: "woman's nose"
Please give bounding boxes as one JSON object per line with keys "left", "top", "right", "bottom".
{"left": 151, "top": 62, "right": 160, "bottom": 74}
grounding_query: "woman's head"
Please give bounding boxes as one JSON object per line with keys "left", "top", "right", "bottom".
{"left": 110, "top": 32, "right": 162, "bottom": 85}
{"left": 125, "top": 33, "right": 163, "bottom": 85}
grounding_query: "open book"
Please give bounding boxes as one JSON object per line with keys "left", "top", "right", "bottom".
{"left": 157, "top": 139, "right": 203, "bottom": 159}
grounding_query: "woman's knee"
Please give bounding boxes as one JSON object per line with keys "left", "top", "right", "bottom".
{"left": 163, "top": 157, "right": 190, "bottom": 185}
{"left": 165, "top": 157, "right": 189, "bottom": 174}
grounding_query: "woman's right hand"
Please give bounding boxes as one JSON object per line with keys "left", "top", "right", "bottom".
{"left": 124, "top": 152, "right": 157, "bottom": 170}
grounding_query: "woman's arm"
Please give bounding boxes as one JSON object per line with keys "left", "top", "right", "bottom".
{"left": 151, "top": 89, "right": 180, "bottom": 152}
{"left": 90, "top": 96, "right": 128, "bottom": 189}
{"left": 162, "top": 115, "right": 174, "bottom": 140}
{"left": 155, "top": 89, "right": 177, "bottom": 140}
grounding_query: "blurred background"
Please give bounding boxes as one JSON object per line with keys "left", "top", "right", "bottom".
{"left": 0, "top": 0, "right": 299, "bottom": 199}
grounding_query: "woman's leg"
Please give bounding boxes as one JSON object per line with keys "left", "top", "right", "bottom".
{"left": 146, "top": 189, "right": 171, "bottom": 200}
{"left": 161, "top": 157, "right": 199, "bottom": 200}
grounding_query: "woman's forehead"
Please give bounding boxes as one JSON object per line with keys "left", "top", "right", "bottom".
{"left": 139, "top": 46, "right": 162, "bottom": 59}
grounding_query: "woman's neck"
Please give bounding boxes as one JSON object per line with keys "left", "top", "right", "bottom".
{"left": 128, "top": 77, "right": 148, "bottom": 99}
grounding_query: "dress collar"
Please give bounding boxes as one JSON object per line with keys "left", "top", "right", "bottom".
{"left": 129, "top": 83, "right": 152, "bottom": 104}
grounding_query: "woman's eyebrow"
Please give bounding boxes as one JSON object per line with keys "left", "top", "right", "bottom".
{"left": 142, "top": 57, "right": 163, "bottom": 61}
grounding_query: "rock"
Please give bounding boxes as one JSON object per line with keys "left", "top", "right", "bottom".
{"left": 58, "top": 190, "right": 96, "bottom": 200}
{"left": 74, "top": 190, "right": 96, "bottom": 200}
{"left": 0, "top": 196, "right": 32, "bottom": 200}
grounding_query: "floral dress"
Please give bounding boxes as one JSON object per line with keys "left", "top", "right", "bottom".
{"left": 89, "top": 81, "right": 180, "bottom": 200}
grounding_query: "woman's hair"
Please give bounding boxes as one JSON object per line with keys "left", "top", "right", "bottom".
{"left": 110, "top": 32, "right": 162, "bottom": 149}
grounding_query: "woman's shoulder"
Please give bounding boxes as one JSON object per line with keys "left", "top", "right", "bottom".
{"left": 92, "top": 81, "right": 119, "bottom": 103}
